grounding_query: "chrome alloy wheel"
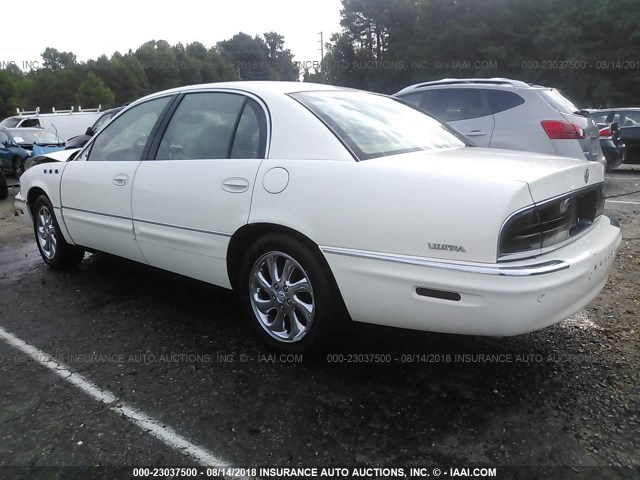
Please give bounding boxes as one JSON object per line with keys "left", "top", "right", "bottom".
{"left": 36, "top": 205, "right": 57, "bottom": 260}
{"left": 249, "top": 251, "right": 315, "bottom": 343}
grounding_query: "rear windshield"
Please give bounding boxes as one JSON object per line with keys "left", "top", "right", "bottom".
{"left": 291, "top": 91, "right": 466, "bottom": 160}
{"left": 539, "top": 89, "right": 581, "bottom": 115}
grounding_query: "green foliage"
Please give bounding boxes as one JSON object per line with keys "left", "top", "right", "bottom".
{"left": 0, "top": 33, "right": 300, "bottom": 118}
{"left": 319, "top": 0, "right": 640, "bottom": 106}
{"left": 77, "top": 72, "right": 115, "bottom": 109}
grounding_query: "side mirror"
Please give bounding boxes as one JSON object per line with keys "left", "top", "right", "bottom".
{"left": 0, "top": 140, "right": 7, "bottom": 147}
{"left": 85, "top": 127, "right": 94, "bottom": 136}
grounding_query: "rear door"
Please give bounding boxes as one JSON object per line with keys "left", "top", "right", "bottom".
{"left": 424, "top": 88, "right": 495, "bottom": 147}
{"left": 131, "top": 90, "right": 268, "bottom": 288}
{"left": 60, "top": 95, "right": 174, "bottom": 262}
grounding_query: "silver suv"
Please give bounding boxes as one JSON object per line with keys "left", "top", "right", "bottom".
{"left": 394, "top": 78, "right": 606, "bottom": 168}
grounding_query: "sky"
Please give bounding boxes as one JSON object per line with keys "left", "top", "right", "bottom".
{"left": 3, "top": 0, "right": 343, "bottom": 70}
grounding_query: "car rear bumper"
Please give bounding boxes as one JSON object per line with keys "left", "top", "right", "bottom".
{"left": 321, "top": 216, "right": 621, "bottom": 336}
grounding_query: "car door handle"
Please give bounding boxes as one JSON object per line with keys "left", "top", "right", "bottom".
{"left": 112, "top": 174, "right": 129, "bottom": 186}
{"left": 222, "top": 177, "right": 249, "bottom": 193}
{"left": 467, "top": 130, "right": 487, "bottom": 137}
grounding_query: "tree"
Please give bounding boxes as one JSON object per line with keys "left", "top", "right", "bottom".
{"left": 77, "top": 72, "right": 115, "bottom": 109}
{"left": 41, "top": 47, "right": 77, "bottom": 70}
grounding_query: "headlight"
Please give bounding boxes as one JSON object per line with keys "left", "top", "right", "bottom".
{"left": 499, "top": 183, "right": 605, "bottom": 259}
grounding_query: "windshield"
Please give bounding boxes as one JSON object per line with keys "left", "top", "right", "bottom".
{"left": 10, "top": 130, "right": 62, "bottom": 145}
{"left": 291, "top": 91, "right": 466, "bottom": 160}
{"left": 0, "top": 117, "right": 21, "bottom": 128}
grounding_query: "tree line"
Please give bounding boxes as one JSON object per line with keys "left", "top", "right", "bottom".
{"left": 0, "top": 32, "right": 299, "bottom": 118}
{"left": 311, "top": 0, "right": 640, "bottom": 107}
{"left": 1, "top": 1, "right": 639, "bottom": 119}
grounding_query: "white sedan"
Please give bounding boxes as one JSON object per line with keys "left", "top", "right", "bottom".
{"left": 14, "top": 82, "right": 621, "bottom": 351}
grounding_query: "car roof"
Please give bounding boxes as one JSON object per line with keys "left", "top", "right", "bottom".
{"left": 2, "top": 127, "right": 46, "bottom": 133}
{"left": 137, "top": 81, "right": 352, "bottom": 103}
{"left": 395, "top": 78, "right": 549, "bottom": 95}
{"left": 591, "top": 107, "right": 640, "bottom": 112}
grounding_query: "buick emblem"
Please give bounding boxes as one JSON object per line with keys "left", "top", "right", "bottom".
{"left": 584, "top": 168, "right": 590, "bottom": 184}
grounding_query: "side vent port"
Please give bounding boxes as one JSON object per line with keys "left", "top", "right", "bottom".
{"left": 416, "top": 287, "right": 461, "bottom": 302}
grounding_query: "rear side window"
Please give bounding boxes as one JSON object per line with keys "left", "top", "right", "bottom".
{"left": 488, "top": 90, "right": 525, "bottom": 114}
{"left": 425, "top": 89, "right": 491, "bottom": 122}
{"left": 156, "top": 93, "right": 266, "bottom": 161}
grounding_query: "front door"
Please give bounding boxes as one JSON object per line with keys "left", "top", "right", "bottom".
{"left": 60, "top": 95, "right": 174, "bottom": 262}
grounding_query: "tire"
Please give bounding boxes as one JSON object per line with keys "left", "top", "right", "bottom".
{"left": 239, "top": 233, "right": 342, "bottom": 353}
{"left": 0, "top": 170, "right": 7, "bottom": 200}
{"left": 12, "top": 157, "right": 24, "bottom": 178}
{"left": 32, "top": 195, "right": 85, "bottom": 269}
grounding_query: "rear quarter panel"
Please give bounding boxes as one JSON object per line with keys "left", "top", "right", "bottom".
{"left": 248, "top": 156, "right": 534, "bottom": 264}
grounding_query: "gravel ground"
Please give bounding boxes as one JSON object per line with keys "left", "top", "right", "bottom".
{"left": 0, "top": 170, "right": 638, "bottom": 480}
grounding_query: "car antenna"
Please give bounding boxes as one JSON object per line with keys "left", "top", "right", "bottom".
{"left": 51, "top": 124, "right": 62, "bottom": 144}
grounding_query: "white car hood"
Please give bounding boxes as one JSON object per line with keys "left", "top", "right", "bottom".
{"left": 371, "top": 147, "right": 604, "bottom": 203}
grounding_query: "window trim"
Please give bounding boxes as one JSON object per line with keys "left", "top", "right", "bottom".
{"left": 83, "top": 94, "right": 178, "bottom": 162}
{"left": 147, "top": 89, "right": 271, "bottom": 162}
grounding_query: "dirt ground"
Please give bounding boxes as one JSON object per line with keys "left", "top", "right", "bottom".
{"left": 0, "top": 169, "right": 638, "bottom": 479}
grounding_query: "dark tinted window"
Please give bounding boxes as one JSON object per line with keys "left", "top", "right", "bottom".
{"left": 230, "top": 100, "right": 266, "bottom": 159}
{"left": 0, "top": 131, "right": 9, "bottom": 144}
{"left": 87, "top": 96, "right": 172, "bottom": 162}
{"left": 397, "top": 92, "right": 427, "bottom": 109}
{"left": 488, "top": 90, "right": 525, "bottom": 114}
{"left": 156, "top": 93, "right": 249, "bottom": 160}
{"left": 425, "top": 89, "right": 491, "bottom": 122}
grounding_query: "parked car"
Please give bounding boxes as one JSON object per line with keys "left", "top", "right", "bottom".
{"left": 14, "top": 82, "right": 621, "bottom": 352}
{"left": 1, "top": 108, "right": 103, "bottom": 142}
{"left": 589, "top": 108, "right": 640, "bottom": 127}
{"left": 589, "top": 108, "right": 640, "bottom": 165}
{"left": 65, "top": 106, "right": 126, "bottom": 150}
{"left": 0, "top": 127, "right": 64, "bottom": 177}
{"left": 394, "top": 78, "right": 606, "bottom": 169}
{"left": 593, "top": 121, "right": 626, "bottom": 171}
{"left": 619, "top": 126, "right": 640, "bottom": 165}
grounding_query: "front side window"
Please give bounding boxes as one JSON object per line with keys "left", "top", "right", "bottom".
{"left": 291, "top": 91, "right": 466, "bottom": 160}
{"left": 425, "top": 88, "right": 492, "bottom": 122}
{"left": 156, "top": 93, "right": 264, "bottom": 160}
{"left": 21, "top": 119, "right": 41, "bottom": 128}
{"left": 590, "top": 112, "right": 610, "bottom": 124}
{"left": 87, "top": 96, "right": 172, "bottom": 162}
{"left": 92, "top": 112, "right": 115, "bottom": 133}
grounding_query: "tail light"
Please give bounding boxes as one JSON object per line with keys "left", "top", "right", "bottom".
{"left": 499, "top": 184, "right": 605, "bottom": 259}
{"left": 541, "top": 120, "right": 585, "bottom": 139}
{"left": 599, "top": 126, "right": 612, "bottom": 138}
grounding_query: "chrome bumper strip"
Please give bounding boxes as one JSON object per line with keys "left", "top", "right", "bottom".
{"left": 320, "top": 246, "right": 570, "bottom": 277}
